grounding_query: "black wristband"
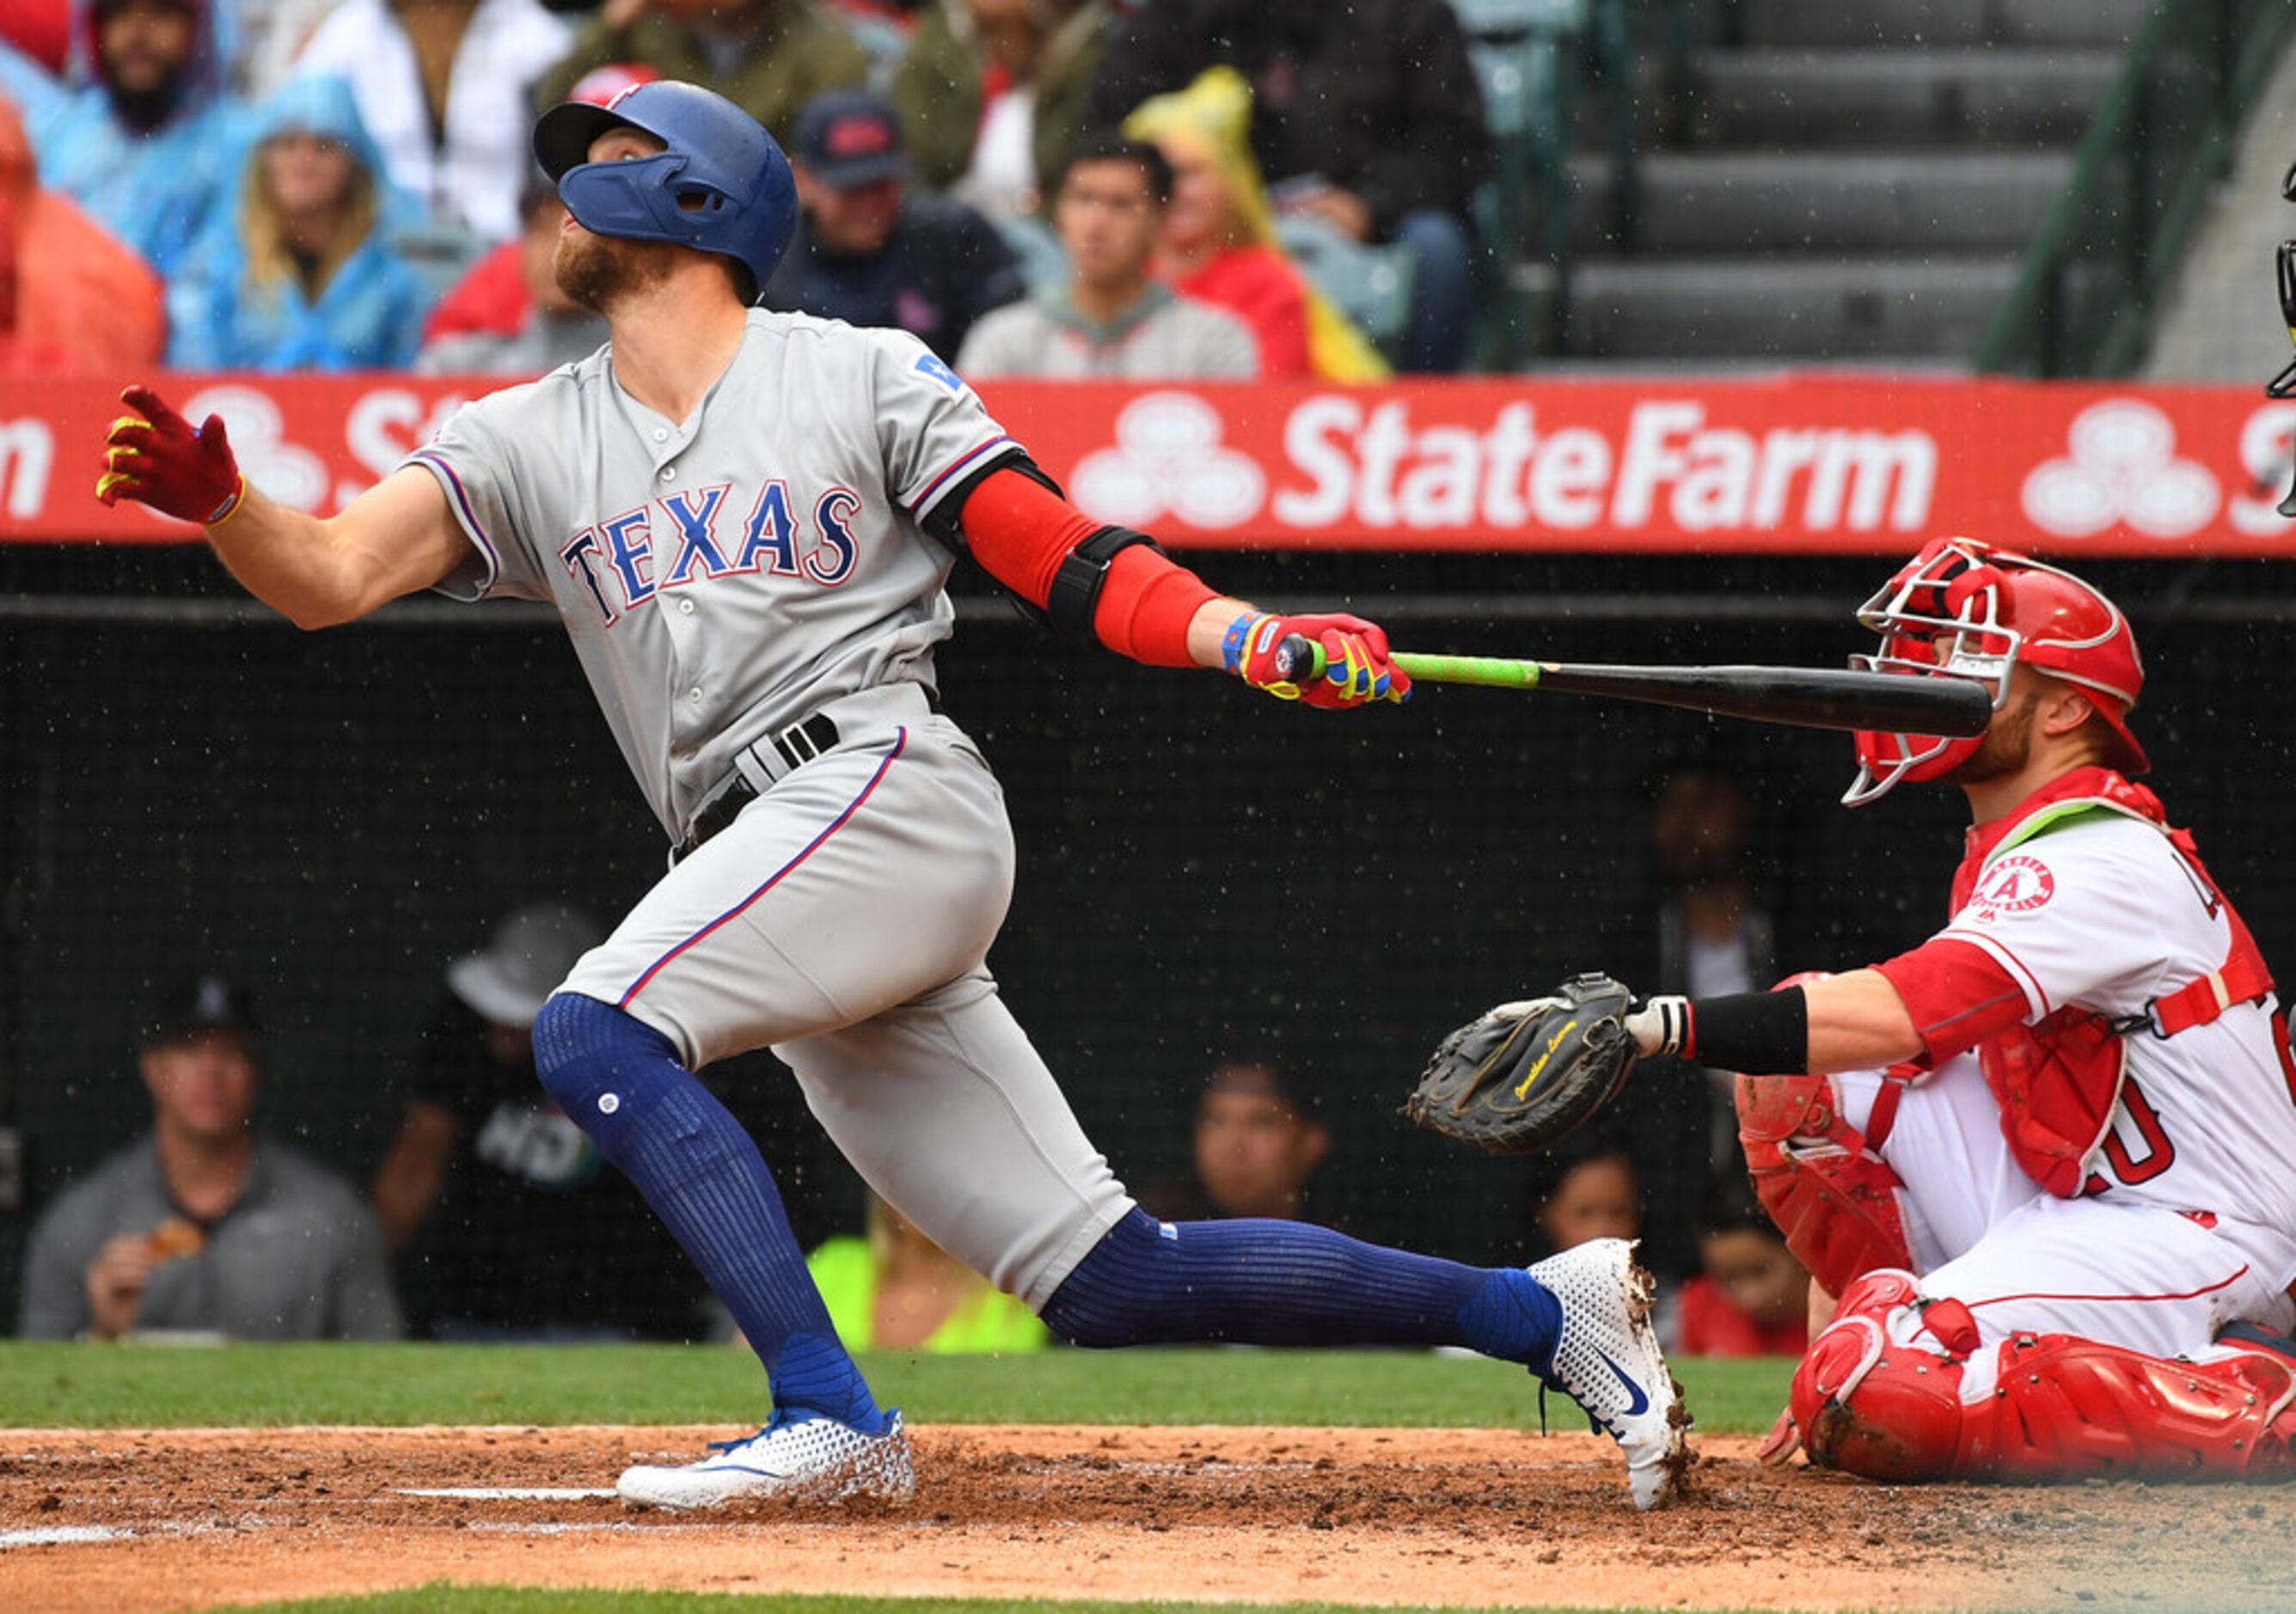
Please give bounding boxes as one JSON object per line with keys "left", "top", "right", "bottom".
{"left": 1688, "top": 987, "right": 1809, "bottom": 1075}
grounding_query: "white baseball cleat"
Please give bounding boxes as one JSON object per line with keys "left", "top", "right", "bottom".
{"left": 1526, "top": 1238, "right": 1691, "bottom": 1509}
{"left": 617, "top": 1407, "right": 915, "bottom": 1510}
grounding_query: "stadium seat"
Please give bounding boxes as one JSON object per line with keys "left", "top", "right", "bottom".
{"left": 1450, "top": 0, "right": 1585, "bottom": 366}
{"left": 990, "top": 211, "right": 1069, "bottom": 295}
{"left": 1273, "top": 213, "right": 1418, "bottom": 357}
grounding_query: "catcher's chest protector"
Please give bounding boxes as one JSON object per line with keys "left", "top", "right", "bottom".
{"left": 1953, "top": 773, "right": 2275, "bottom": 1198}
{"left": 1791, "top": 1271, "right": 2296, "bottom": 1483}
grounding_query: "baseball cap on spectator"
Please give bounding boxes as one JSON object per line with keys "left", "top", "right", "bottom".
{"left": 566, "top": 62, "right": 663, "bottom": 110}
{"left": 447, "top": 904, "right": 603, "bottom": 1030}
{"left": 143, "top": 973, "right": 259, "bottom": 1049}
{"left": 793, "top": 89, "right": 907, "bottom": 191}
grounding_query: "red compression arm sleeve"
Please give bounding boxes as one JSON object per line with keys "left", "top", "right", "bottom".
{"left": 1872, "top": 937, "right": 2034, "bottom": 1062}
{"left": 956, "top": 466, "right": 1218, "bottom": 667}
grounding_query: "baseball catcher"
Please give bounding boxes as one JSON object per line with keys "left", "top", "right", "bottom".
{"left": 1440, "top": 539, "right": 2296, "bottom": 1483}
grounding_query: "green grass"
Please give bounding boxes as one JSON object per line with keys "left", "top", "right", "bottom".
{"left": 253, "top": 1591, "right": 1714, "bottom": 1614}
{"left": 0, "top": 1342, "right": 1788, "bottom": 1434}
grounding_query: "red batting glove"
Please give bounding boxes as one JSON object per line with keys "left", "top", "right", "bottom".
{"left": 1221, "top": 611, "right": 1411, "bottom": 709}
{"left": 94, "top": 385, "right": 246, "bottom": 525}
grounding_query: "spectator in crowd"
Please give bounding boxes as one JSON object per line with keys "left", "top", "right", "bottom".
{"left": 0, "top": 1, "right": 71, "bottom": 76}
{"left": 285, "top": 0, "right": 570, "bottom": 244}
{"left": 223, "top": 0, "right": 334, "bottom": 95}
{"left": 414, "top": 59, "right": 655, "bottom": 352}
{"left": 805, "top": 1189, "right": 1050, "bottom": 1353}
{"left": 415, "top": 179, "right": 605, "bottom": 373}
{"left": 1124, "top": 65, "right": 1387, "bottom": 383}
{"left": 0, "top": 94, "right": 167, "bottom": 370}
{"left": 759, "top": 88, "right": 1021, "bottom": 363}
{"left": 956, "top": 133, "right": 1256, "bottom": 379}
{"left": 890, "top": 0, "right": 1108, "bottom": 218}
{"left": 1624, "top": 756, "right": 1781, "bottom": 1285}
{"left": 0, "top": 0, "right": 245, "bottom": 278}
{"left": 1085, "top": 0, "right": 1489, "bottom": 372}
{"left": 165, "top": 74, "right": 432, "bottom": 370}
{"left": 1136, "top": 1061, "right": 1330, "bottom": 1225}
{"left": 369, "top": 904, "right": 707, "bottom": 1341}
{"left": 536, "top": 0, "right": 871, "bottom": 151}
{"left": 18, "top": 973, "right": 402, "bottom": 1342}
{"left": 1674, "top": 1171, "right": 1810, "bottom": 1359}
{"left": 1535, "top": 1143, "right": 1640, "bottom": 1257}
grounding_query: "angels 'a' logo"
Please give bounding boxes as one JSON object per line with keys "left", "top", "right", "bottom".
{"left": 1969, "top": 855, "right": 2056, "bottom": 918}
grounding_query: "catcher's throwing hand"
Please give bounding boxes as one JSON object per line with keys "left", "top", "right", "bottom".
{"left": 1405, "top": 974, "right": 1639, "bottom": 1154}
{"left": 1222, "top": 610, "right": 1410, "bottom": 708}
{"left": 95, "top": 385, "right": 247, "bottom": 525}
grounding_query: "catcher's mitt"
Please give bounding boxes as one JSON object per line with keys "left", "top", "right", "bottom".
{"left": 1405, "top": 973, "right": 1639, "bottom": 1154}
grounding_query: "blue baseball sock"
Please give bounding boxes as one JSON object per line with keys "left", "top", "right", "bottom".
{"left": 1039, "top": 1208, "right": 1561, "bottom": 1367}
{"left": 532, "top": 993, "right": 884, "bottom": 1432}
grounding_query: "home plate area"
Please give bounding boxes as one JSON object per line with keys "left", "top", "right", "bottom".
{"left": 0, "top": 1424, "right": 2289, "bottom": 1611}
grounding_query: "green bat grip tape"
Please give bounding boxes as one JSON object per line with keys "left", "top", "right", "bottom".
{"left": 1392, "top": 653, "right": 1541, "bottom": 688}
{"left": 1273, "top": 638, "right": 1541, "bottom": 692}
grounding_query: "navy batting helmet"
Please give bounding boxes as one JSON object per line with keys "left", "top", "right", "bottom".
{"left": 533, "top": 80, "right": 797, "bottom": 298}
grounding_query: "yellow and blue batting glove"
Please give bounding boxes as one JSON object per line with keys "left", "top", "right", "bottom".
{"left": 1221, "top": 611, "right": 1411, "bottom": 709}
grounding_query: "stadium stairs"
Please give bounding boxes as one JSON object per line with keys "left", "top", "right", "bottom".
{"left": 1534, "top": 0, "right": 2156, "bottom": 371}
{"left": 2142, "top": 37, "right": 2296, "bottom": 383}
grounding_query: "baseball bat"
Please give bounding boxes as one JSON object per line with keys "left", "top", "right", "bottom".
{"left": 1270, "top": 635, "right": 1993, "bottom": 736}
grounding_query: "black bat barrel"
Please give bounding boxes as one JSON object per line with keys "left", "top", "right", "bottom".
{"left": 1538, "top": 663, "right": 1994, "bottom": 736}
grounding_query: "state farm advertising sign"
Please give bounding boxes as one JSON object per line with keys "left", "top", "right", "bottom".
{"left": 6, "top": 373, "right": 2293, "bottom": 553}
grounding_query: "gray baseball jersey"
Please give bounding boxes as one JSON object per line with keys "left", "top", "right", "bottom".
{"left": 411, "top": 309, "right": 1018, "bottom": 843}
{"left": 406, "top": 310, "right": 1135, "bottom": 1308}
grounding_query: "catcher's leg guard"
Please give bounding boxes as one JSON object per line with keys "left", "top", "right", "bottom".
{"left": 1788, "top": 1272, "right": 2296, "bottom": 1483}
{"left": 1736, "top": 1071, "right": 1914, "bottom": 1297}
{"left": 1786, "top": 1269, "right": 1965, "bottom": 1480}
{"left": 1962, "top": 1336, "right": 2296, "bottom": 1483}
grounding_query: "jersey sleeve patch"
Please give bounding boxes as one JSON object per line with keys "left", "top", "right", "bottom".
{"left": 1967, "top": 855, "right": 2057, "bottom": 920}
{"left": 914, "top": 352, "right": 968, "bottom": 394}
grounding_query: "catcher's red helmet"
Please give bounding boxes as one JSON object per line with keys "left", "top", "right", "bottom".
{"left": 1845, "top": 537, "right": 2146, "bottom": 805}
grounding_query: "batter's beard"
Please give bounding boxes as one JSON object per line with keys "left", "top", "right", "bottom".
{"left": 1941, "top": 688, "right": 2040, "bottom": 786}
{"left": 554, "top": 229, "right": 677, "bottom": 314}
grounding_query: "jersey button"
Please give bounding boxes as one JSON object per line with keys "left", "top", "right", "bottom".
{"left": 688, "top": 687, "right": 703, "bottom": 703}
{"left": 659, "top": 467, "right": 676, "bottom": 482}
{"left": 652, "top": 428, "right": 668, "bottom": 443}
{"left": 677, "top": 598, "right": 695, "bottom": 615}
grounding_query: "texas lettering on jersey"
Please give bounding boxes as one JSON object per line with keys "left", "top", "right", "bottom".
{"left": 404, "top": 312, "right": 1015, "bottom": 842}
{"left": 557, "top": 480, "right": 863, "bottom": 627}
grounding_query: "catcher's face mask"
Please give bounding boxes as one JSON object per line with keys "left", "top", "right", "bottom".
{"left": 1845, "top": 537, "right": 2017, "bottom": 806}
{"left": 1845, "top": 537, "right": 2146, "bottom": 806}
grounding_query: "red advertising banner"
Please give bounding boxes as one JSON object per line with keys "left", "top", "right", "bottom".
{"left": 7, "top": 372, "right": 2294, "bottom": 553}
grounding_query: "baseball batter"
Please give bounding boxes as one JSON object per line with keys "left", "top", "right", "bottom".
{"left": 1596, "top": 539, "right": 2296, "bottom": 1482}
{"left": 95, "top": 83, "right": 1688, "bottom": 1509}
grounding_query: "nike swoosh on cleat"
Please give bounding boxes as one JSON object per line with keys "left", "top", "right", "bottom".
{"left": 1593, "top": 1348, "right": 1651, "bottom": 1417}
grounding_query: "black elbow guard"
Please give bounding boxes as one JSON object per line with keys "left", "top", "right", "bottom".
{"left": 1046, "top": 525, "right": 1162, "bottom": 645}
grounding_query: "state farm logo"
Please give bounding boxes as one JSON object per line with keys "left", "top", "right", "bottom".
{"left": 1968, "top": 855, "right": 2055, "bottom": 919}
{"left": 2021, "top": 399, "right": 2219, "bottom": 538}
{"left": 1069, "top": 392, "right": 1265, "bottom": 529}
